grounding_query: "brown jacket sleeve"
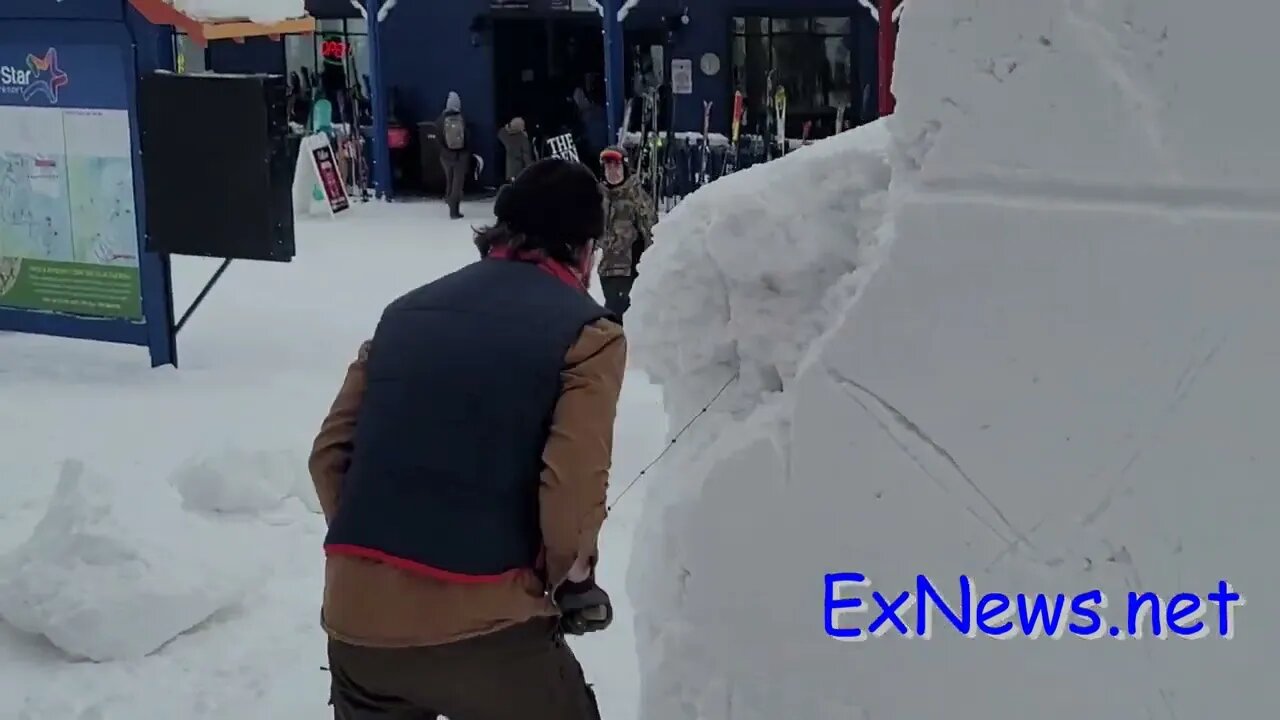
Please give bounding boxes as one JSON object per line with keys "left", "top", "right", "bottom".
{"left": 308, "top": 341, "right": 371, "bottom": 523}
{"left": 540, "top": 318, "right": 628, "bottom": 588}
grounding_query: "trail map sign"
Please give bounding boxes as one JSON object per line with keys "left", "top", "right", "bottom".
{"left": 0, "top": 43, "right": 144, "bottom": 319}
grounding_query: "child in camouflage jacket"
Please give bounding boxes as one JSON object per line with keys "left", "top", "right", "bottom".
{"left": 597, "top": 146, "right": 657, "bottom": 323}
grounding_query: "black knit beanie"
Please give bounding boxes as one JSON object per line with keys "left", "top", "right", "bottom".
{"left": 494, "top": 158, "right": 604, "bottom": 258}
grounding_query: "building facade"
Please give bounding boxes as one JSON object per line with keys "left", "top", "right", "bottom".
{"left": 190, "top": 0, "right": 882, "bottom": 188}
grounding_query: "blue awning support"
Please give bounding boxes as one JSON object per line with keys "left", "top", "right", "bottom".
{"left": 366, "top": 0, "right": 394, "bottom": 199}
{"left": 602, "top": 0, "right": 627, "bottom": 144}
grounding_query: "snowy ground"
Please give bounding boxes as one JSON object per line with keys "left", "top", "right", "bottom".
{"left": 0, "top": 199, "right": 664, "bottom": 719}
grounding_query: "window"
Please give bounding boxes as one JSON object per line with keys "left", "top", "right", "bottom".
{"left": 285, "top": 18, "right": 369, "bottom": 81}
{"left": 173, "top": 33, "right": 208, "bottom": 74}
{"left": 284, "top": 34, "right": 316, "bottom": 79}
{"left": 284, "top": 18, "right": 372, "bottom": 127}
{"left": 731, "top": 16, "right": 860, "bottom": 139}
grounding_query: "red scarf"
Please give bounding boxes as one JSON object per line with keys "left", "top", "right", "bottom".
{"left": 487, "top": 245, "right": 586, "bottom": 291}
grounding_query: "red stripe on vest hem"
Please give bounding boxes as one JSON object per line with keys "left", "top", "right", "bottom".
{"left": 324, "top": 544, "right": 528, "bottom": 585}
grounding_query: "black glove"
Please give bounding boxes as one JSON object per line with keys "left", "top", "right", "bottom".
{"left": 554, "top": 579, "right": 613, "bottom": 636}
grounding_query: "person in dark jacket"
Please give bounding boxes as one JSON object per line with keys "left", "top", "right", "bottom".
{"left": 437, "top": 91, "right": 469, "bottom": 219}
{"left": 312, "top": 158, "right": 624, "bottom": 720}
{"left": 574, "top": 88, "right": 609, "bottom": 174}
{"left": 497, "top": 116, "right": 535, "bottom": 182}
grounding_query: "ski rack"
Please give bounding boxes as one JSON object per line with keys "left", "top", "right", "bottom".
{"left": 621, "top": 133, "right": 774, "bottom": 211}
{"left": 126, "top": 0, "right": 316, "bottom": 46}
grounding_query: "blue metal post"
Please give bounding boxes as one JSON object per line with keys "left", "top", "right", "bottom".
{"left": 127, "top": 4, "right": 179, "bottom": 367}
{"left": 603, "top": 0, "right": 626, "bottom": 144}
{"left": 366, "top": 0, "right": 394, "bottom": 199}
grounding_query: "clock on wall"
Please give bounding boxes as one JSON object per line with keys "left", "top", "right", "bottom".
{"left": 700, "top": 52, "right": 721, "bottom": 76}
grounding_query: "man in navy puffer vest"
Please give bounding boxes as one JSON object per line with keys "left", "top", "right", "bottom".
{"left": 312, "top": 158, "right": 626, "bottom": 720}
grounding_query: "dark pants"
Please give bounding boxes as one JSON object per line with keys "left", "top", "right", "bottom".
{"left": 600, "top": 276, "right": 634, "bottom": 324}
{"left": 440, "top": 153, "right": 467, "bottom": 217}
{"left": 328, "top": 619, "right": 601, "bottom": 720}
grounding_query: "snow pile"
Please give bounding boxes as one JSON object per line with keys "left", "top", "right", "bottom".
{"left": 629, "top": 122, "right": 890, "bottom": 428}
{"left": 625, "top": 120, "right": 891, "bottom": 718}
{"left": 628, "top": 1, "right": 1280, "bottom": 719}
{"left": 0, "top": 460, "right": 267, "bottom": 662}
{"left": 169, "top": 447, "right": 318, "bottom": 515}
{"left": 171, "top": 0, "right": 306, "bottom": 24}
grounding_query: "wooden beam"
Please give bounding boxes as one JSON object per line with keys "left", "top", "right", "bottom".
{"left": 199, "top": 17, "right": 317, "bottom": 41}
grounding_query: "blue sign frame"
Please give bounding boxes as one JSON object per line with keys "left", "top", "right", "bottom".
{"left": 0, "top": 1, "right": 176, "bottom": 367}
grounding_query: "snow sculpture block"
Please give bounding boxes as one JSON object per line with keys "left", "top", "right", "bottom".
{"left": 0, "top": 460, "right": 260, "bottom": 662}
{"left": 628, "top": 1, "right": 1280, "bottom": 718}
{"left": 169, "top": 447, "right": 309, "bottom": 515}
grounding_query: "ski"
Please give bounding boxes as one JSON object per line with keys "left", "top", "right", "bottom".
{"left": 764, "top": 69, "right": 776, "bottom": 161}
{"left": 618, "top": 97, "right": 635, "bottom": 149}
{"left": 644, "top": 88, "right": 660, "bottom": 213}
{"left": 774, "top": 83, "right": 788, "bottom": 157}
{"left": 724, "top": 90, "right": 745, "bottom": 175}
{"left": 639, "top": 87, "right": 659, "bottom": 209}
{"left": 698, "top": 100, "right": 712, "bottom": 187}
{"left": 662, "top": 84, "right": 678, "bottom": 210}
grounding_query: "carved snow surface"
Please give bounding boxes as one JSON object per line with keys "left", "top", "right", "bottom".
{"left": 628, "top": 0, "right": 1280, "bottom": 718}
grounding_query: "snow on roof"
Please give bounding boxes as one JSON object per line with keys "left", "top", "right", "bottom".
{"left": 168, "top": 0, "right": 307, "bottom": 24}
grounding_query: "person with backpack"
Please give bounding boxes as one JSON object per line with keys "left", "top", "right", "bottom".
{"left": 596, "top": 146, "right": 657, "bottom": 323}
{"left": 437, "top": 91, "right": 469, "bottom": 219}
{"left": 310, "top": 158, "right": 623, "bottom": 720}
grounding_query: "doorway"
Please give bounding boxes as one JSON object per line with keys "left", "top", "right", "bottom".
{"left": 492, "top": 18, "right": 599, "bottom": 147}
{"left": 492, "top": 16, "right": 667, "bottom": 168}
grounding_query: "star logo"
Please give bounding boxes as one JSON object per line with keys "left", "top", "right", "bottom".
{"left": 22, "top": 48, "right": 70, "bottom": 104}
